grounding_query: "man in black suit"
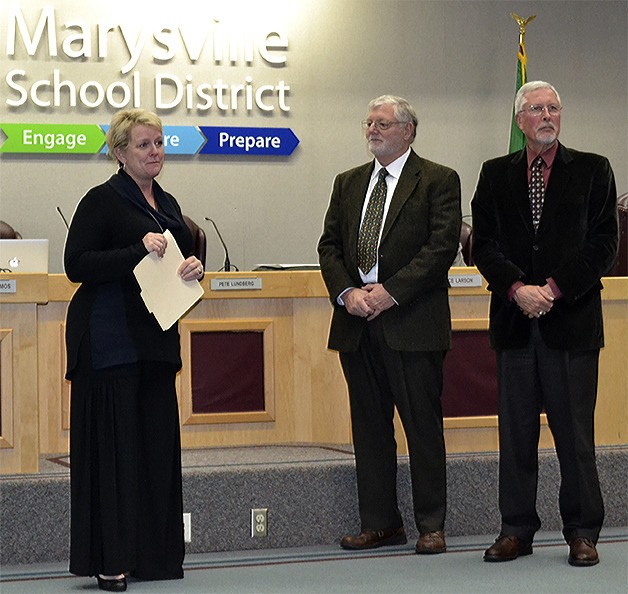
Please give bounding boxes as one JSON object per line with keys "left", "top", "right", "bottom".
{"left": 471, "top": 81, "right": 618, "bottom": 567}
{"left": 318, "top": 95, "right": 461, "bottom": 554}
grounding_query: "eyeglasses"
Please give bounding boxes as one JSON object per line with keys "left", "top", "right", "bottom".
{"left": 361, "top": 120, "right": 404, "bottom": 131}
{"left": 520, "top": 104, "right": 562, "bottom": 117}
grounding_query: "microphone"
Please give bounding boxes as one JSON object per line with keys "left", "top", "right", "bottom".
{"left": 204, "top": 217, "right": 238, "bottom": 272}
{"left": 56, "top": 206, "right": 69, "bottom": 229}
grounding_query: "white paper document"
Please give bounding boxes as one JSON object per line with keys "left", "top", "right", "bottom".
{"left": 133, "top": 229, "right": 204, "bottom": 331}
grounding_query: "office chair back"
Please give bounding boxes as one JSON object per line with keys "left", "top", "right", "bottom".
{"left": 460, "top": 220, "right": 473, "bottom": 266}
{"left": 0, "top": 220, "right": 22, "bottom": 239}
{"left": 608, "top": 193, "right": 627, "bottom": 276}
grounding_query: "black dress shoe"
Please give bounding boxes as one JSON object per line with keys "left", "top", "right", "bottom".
{"left": 97, "top": 576, "right": 127, "bottom": 592}
{"left": 568, "top": 537, "right": 599, "bottom": 567}
{"left": 340, "top": 526, "right": 407, "bottom": 550}
{"left": 484, "top": 534, "right": 533, "bottom": 562}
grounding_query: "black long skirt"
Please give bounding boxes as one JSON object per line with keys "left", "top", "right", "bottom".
{"left": 69, "top": 342, "right": 184, "bottom": 580}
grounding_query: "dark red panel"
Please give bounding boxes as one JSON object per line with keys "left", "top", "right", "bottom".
{"left": 442, "top": 330, "right": 498, "bottom": 417}
{"left": 191, "top": 331, "right": 265, "bottom": 414}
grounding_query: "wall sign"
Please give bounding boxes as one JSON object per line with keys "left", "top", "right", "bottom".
{"left": 3, "top": 7, "right": 292, "bottom": 115}
{"left": 2, "top": 7, "right": 299, "bottom": 158}
{"left": 0, "top": 123, "right": 299, "bottom": 156}
{"left": 199, "top": 126, "right": 299, "bottom": 156}
{"left": 0, "top": 123, "right": 104, "bottom": 153}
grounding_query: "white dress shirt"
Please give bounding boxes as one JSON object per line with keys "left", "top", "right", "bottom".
{"left": 337, "top": 148, "right": 411, "bottom": 305}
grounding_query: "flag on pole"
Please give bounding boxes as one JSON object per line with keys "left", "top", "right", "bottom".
{"left": 509, "top": 14, "right": 535, "bottom": 153}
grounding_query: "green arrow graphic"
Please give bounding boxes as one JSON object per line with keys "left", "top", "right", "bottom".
{"left": 0, "top": 123, "right": 105, "bottom": 154}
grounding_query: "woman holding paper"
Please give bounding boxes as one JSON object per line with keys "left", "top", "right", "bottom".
{"left": 64, "top": 109, "right": 203, "bottom": 591}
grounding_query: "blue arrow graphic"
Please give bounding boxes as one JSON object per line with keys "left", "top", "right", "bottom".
{"left": 198, "top": 126, "right": 299, "bottom": 156}
{"left": 99, "top": 125, "right": 205, "bottom": 155}
{"left": 162, "top": 126, "right": 205, "bottom": 155}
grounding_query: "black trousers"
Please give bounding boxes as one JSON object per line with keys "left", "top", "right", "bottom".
{"left": 497, "top": 320, "right": 604, "bottom": 544}
{"left": 339, "top": 317, "right": 447, "bottom": 534}
{"left": 69, "top": 340, "right": 184, "bottom": 579}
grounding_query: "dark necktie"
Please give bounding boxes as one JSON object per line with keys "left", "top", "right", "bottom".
{"left": 529, "top": 156, "right": 545, "bottom": 231}
{"left": 357, "top": 168, "right": 389, "bottom": 274}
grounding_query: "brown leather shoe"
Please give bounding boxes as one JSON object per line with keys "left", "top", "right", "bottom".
{"left": 415, "top": 530, "right": 446, "bottom": 554}
{"left": 340, "top": 527, "right": 406, "bottom": 550}
{"left": 483, "top": 534, "right": 533, "bottom": 562}
{"left": 568, "top": 537, "right": 599, "bottom": 567}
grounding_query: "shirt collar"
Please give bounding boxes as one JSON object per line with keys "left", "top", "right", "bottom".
{"left": 526, "top": 142, "right": 558, "bottom": 170}
{"left": 373, "top": 147, "right": 411, "bottom": 180}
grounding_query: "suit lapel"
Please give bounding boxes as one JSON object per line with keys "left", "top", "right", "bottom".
{"left": 347, "top": 163, "right": 375, "bottom": 263}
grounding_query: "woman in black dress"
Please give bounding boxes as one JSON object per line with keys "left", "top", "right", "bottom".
{"left": 64, "top": 109, "right": 204, "bottom": 591}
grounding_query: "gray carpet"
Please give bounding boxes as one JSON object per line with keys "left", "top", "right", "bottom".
{"left": 1, "top": 530, "right": 627, "bottom": 593}
{"left": 1, "top": 445, "right": 626, "bottom": 566}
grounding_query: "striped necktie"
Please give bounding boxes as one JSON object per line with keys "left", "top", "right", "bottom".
{"left": 529, "top": 156, "right": 545, "bottom": 231}
{"left": 357, "top": 168, "right": 389, "bottom": 274}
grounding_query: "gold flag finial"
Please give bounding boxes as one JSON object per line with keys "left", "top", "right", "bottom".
{"left": 511, "top": 13, "right": 536, "bottom": 44}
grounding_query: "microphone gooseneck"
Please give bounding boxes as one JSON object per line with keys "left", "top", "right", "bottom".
{"left": 204, "top": 217, "right": 238, "bottom": 272}
{"left": 56, "top": 206, "right": 70, "bottom": 230}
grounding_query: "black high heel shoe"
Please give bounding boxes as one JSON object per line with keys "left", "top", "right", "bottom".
{"left": 96, "top": 575, "right": 127, "bottom": 592}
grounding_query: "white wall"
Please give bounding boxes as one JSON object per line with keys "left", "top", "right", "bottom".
{"left": 1, "top": 0, "right": 626, "bottom": 273}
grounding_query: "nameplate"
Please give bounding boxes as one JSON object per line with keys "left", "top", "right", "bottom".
{"left": 210, "top": 277, "right": 263, "bottom": 291}
{"left": 0, "top": 279, "right": 17, "bottom": 293}
{"left": 448, "top": 273, "right": 483, "bottom": 288}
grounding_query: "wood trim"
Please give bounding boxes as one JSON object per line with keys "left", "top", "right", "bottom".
{"left": 445, "top": 413, "right": 548, "bottom": 429}
{"left": 0, "top": 273, "right": 48, "bottom": 304}
{"left": 47, "top": 274, "right": 78, "bottom": 302}
{"left": 60, "top": 322, "right": 71, "bottom": 431}
{"left": 179, "top": 319, "right": 275, "bottom": 425}
{"left": 451, "top": 317, "right": 490, "bottom": 331}
{"left": 45, "top": 271, "right": 626, "bottom": 301}
{"left": 0, "top": 329, "right": 14, "bottom": 448}
{"left": 601, "top": 276, "right": 628, "bottom": 300}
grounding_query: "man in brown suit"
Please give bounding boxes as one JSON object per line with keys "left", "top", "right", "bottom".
{"left": 318, "top": 95, "right": 461, "bottom": 554}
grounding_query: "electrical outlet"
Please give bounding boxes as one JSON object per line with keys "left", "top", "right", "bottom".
{"left": 183, "top": 513, "right": 191, "bottom": 542}
{"left": 251, "top": 508, "right": 268, "bottom": 537}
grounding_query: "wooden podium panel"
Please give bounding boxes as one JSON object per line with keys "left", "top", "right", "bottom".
{"left": 0, "top": 274, "right": 48, "bottom": 473}
{"left": 1, "top": 271, "right": 626, "bottom": 474}
{"left": 180, "top": 319, "right": 274, "bottom": 425}
{"left": 442, "top": 327, "right": 497, "bottom": 418}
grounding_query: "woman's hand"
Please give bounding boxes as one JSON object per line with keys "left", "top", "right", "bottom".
{"left": 178, "top": 256, "right": 204, "bottom": 281}
{"left": 143, "top": 232, "right": 167, "bottom": 258}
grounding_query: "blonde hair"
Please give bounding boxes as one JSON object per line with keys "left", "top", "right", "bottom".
{"left": 106, "top": 109, "right": 163, "bottom": 165}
